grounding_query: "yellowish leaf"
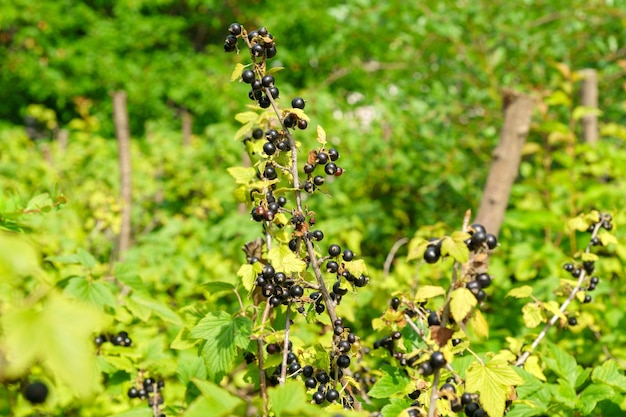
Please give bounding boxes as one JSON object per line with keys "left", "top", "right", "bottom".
{"left": 466, "top": 357, "right": 524, "bottom": 417}
{"left": 524, "top": 355, "right": 546, "bottom": 381}
{"left": 450, "top": 288, "right": 477, "bottom": 322}
{"left": 522, "top": 302, "right": 544, "bottom": 328}
{"left": 415, "top": 285, "right": 446, "bottom": 301}
{"left": 507, "top": 285, "right": 533, "bottom": 299}
{"left": 316, "top": 125, "right": 327, "bottom": 145}
{"left": 230, "top": 63, "right": 246, "bottom": 82}
{"left": 471, "top": 309, "right": 489, "bottom": 339}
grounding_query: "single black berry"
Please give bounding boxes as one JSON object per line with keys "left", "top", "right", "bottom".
{"left": 263, "top": 141, "right": 276, "bottom": 155}
{"left": 342, "top": 249, "right": 354, "bottom": 262}
{"left": 312, "top": 391, "right": 325, "bottom": 404}
{"left": 290, "top": 285, "right": 304, "bottom": 298}
{"left": 336, "top": 354, "right": 351, "bottom": 368}
{"left": 328, "top": 244, "right": 342, "bottom": 257}
{"left": 430, "top": 351, "right": 446, "bottom": 369}
{"left": 316, "top": 371, "right": 330, "bottom": 384}
{"left": 313, "top": 175, "right": 325, "bottom": 186}
{"left": 24, "top": 381, "right": 48, "bottom": 404}
{"left": 315, "top": 303, "right": 325, "bottom": 314}
{"left": 242, "top": 69, "right": 255, "bottom": 84}
{"left": 583, "top": 294, "right": 592, "bottom": 303}
{"left": 324, "top": 162, "right": 337, "bottom": 175}
{"left": 461, "top": 392, "right": 473, "bottom": 405}
{"left": 266, "top": 343, "right": 280, "bottom": 354}
{"left": 326, "top": 260, "right": 339, "bottom": 273}
{"left": 424, "top": 245, "right": 441, "bottom": 263}
{"left": 338, "top": 340, "right": 351, "bottom": 353}
{"left": 261, "top": 75, "right": 274, "bottom": 87}
{"left": 266, "top": 45, "right": 277, "bottom": 58}
{"left": 476, "top": 273, "right": 492, "bottom": 289}
{"left": 470, "top": 224, "right": 486, "bottom": 235}
{"left": 326, "top": 388, "right": 339, "bottom": 402}
{"left": 563, "top": 263, "right": 575, "bottom": 272}
{"left": 229, "top": 23, "right": 242, "bottom": 36}
{"left": 316, "top": 152, "right": 329, "bottom": 165}
{"left": 258, "top": 95, "right": 271, "bottom": 108}
{"left": 465, "top": 402, "right": 480, "bottom": 417}
{"left": 303, "top": 365, "right": 314, "bottom": 378}
{"left": 305, "top": 376, "right": 317, "bottom": 389}
{"left": 297, "top": 119, "right": 308, "bottom": 130}
{"left": 312, "top": 230, "right": 324, "bottom": 241}
{"left": 291, "top": 97, "right": 305, "bottom": 109}
{"left": 428, "top": 311, "right": 441, "bottom": 326}
{"left": 568, "top": 317, "right": 578, "bottom": 326}
{"left": 390, "top": 297, "right": 400, "bottom": 310}
{"left": 327, "top": 148, "right": 339, "bottom": 161}
{"left": 128, "top": 386, "right": 139, "bottom": 398}
{"left": 419, "top": 361, "right": 433, "bottom": 376}
{"left": 485, "top": 233, "right": 498, "bottom": 249}
{"left": 408, "top": 389, "right": 421, "bottom": 400}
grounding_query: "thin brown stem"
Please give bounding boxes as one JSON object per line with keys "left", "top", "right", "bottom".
{"left": 427, "top": 369, "right": 441, "bottom": 417}
{"left": 279, "top": 305, "right": 292, "bottom": 384}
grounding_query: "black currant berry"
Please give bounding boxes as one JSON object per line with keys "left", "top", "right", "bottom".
{"left": 390, "top": 297, "right": 400, "bottom": 310}
{"left": 440, "top": 383, "right": 456, "bottom": 394}
{"left": 315, "top": 303, "right": 325, "bottom": 314}
{"left": 258, "top": 95, "right": 271, "bottom": 108}
{"left": 316, "top": 152, "right": 329, "bottom": 165}
{"left": 251, "top": 43, "right": 265, "bottom": 57}
{"left": 461, "top": 392, "right": 473, "bottom": 405}
{"left": 452, "top": 338, "right": 462, "bottom": 346}
{"left": 583, "top": 294, "right": 592, "bottom": 303}
{"left": 303, "top": 365, "right": 314, "bottom": 378}
{"left": 469, "top": 231, "right": 487, "bottom": 249}
{"left": 427, "top": 311, "right": 441, "bottom": 326}
{"left": 224, "top": 41, "right": 236, "bottom": 52}
{"left": 242, "top": 69, "right": 255, "bottom": 84}
{"left": 283, "top": 113, "right": 297, "bottom": 128}
{"left": 583, "top": 261, "right": 595, "bottom": 274}
{"left": 419, "top": 361, "right": 433, "bottom": 376}
{"left": 261, "top": 75, "right": 274, "bottom": 87}
{"left": 269, "top": 296, "right": 282, "bottom": 307}
{"left": 328, "top": 244, "right": 342, "bottom": 257}
{"left": 333, "top": 280, "right": 348, "bottom": 296}
{"left": 465, "top": 402, "right": 480, "bottom": 416}
{"left": 127, "top": 386, "right": 139, "bottom": 398}
{"left": 289, "top": 238, "right": 299, "bottom": 252}
{"left": 303, "top": 163, "right": 315, "bottom": 174}
{"left": 324, "top": 162, "right": 337, "bottom": 175}
{"left": 266, "top": 45, "right": 277, "bottom": 58}
{"left": 303, "top": 181, "right": 314, "bottom": 193}
{"left": 429, "top": 351, "right": 446, "bottom": 369}
{"left": 563, "top": 263, "right": 575, "bottom": 272}
{"left": 313, "top": 391, "right": 325, "bottom": 404}
{"left": 290, "top": 285, "right": 304, "bottom": 298}
{"left": 268, "top": 86, "right": 279, "bottom": 99}
{"left": 291, "top": 97, "right": 305, "bottom": 109}
{"left": 24, "top": 381, "right": 48, "bottom": 404}
{"left": 470, "top": 224, "right": 486, "bottom": 235}
{"left": 288, "top": 361, "right": 301, "bottom": 374}
{"left": 262, "top": 264, "right": 275, "bottom": 279}
{"left": 485, "top": 233, "right": 498, "bottom": 249}
{"left": 476, "top": 273, "right": 492, "bottom": 289}
{"left": 327, "top": 148, "right": 339, "bottom": 161}
{"left": 263, "top": 141, "right": 276, "bottom": 155}
{"left": 423, "top": 246, "right": 441, "bottom": 263}
{"left": 347, "top": 333, "right": 357, "bottom": 344}
{"left": 408, "top": 389, "right": 421, "bottom": 400}
{"left": 313, "top": 175, "right": 325, "bottom": 186}
{"left": 266, "top": 343, "right": 280, "bottom": 354}
{"left": 474, "top": 408, "right": 488, "bottom": 417}
{"left": 229, "top": 23, "right": 242, "bottom": 36}
{"left": 336, "top": 354, "right": 351, "bottom": 368}
{"left": 247, "top": 30, "right": 258, "bottom": 42}
{"left": 338, "top": 340, "right": 351, "bottom": 353}
{"left": 326, "top": 388, "right": 339, "bottom": 402}
{"left": 312, "top": 230, "right": 324, "bottom": 241}
{"left": 326, "top": 260, "right": 339, "bottom": 273}
{"left": 316, "top": 371, "right": 330, "bottom": 384}
{"left": 297, "top": 119, "right": 308, "bottom": 130}
{"left": 305, "top": 376, "right": 317, "bottom": 389}
{"left": 277, "top": 196, "right": 287, "bottom": 207}
{"left": 568, "top": 317, "right": 578, "bottom": 326}
{"left": 342, "top": 249, "right": 354, "bottom": 262}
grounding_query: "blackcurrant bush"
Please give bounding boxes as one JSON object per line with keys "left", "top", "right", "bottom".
{"left": 430, "top": 351, "right": 446, "bottom": 369}
{"left": 476, "top": 273, "right": 492, "bottom": 288}
{"left": 337, "top": 354, "right": 351, "bottom": 368}
{"left": 290, "top": 285, "right": 304, "bottom": 298}
{"left": 342, "top": 249, "right": 354, "bottom": 261}
{"left": 261, "top": 75, "right": 274, "bottom": 87}
{"left": 291, "top": 97, "right": 305, "bottom": 109}
{"left": 423, "top": 245, "right": 441, "bottom": 263}
{"left": 328, "top": 244, "right": 342, "bottom": 257}
{"left": 229, "top": 23, "right": 242, "bottom": 36}
{"left": 242, "top": 69, "right": 255, "bottom": 84}
{"left": 326, "top": 388, "right": 339, "bottom": 402}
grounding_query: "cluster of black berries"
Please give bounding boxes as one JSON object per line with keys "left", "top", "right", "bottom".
{"left": 424, "top": 223, "right": 497, "bottom": 264}
{"left": 242, "top": 71, "right": 278, "bottom": 108}
{"left": 23, "top": 381, "right": 48, "bottom": 405}
{"left": 327, "top": 244, "right": 368, "bottom": 297}
{"left": 248, "top": 125, "right": 293, "bottom": 158}
{"left": 251, "top": 191, "right": 288, "bottom": 223}
{"left": 266, "top": 340, "right": 301, "bottom": 385}
{"left": 94, "top": 330, "right": 132, "bottom": 348}
{"left": 301, "top": 147, "right": 343, "bottom": 193}
{"left": 128, "top": 377, "right": 165, "bottom": 416}
{"left": 254, "top": 263, "right": 304, "bottom": 308}
{"left": 224, "top": 23, "right": 277, "bottom": 58}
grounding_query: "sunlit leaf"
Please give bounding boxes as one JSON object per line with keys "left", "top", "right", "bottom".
{"left": 507, "top": 286, "right": 533, "bottom": 298}
{"left": 450, "top": 288, "right": 477, "bottom": 322}
{"left": 466, "top": 357, "right": 524, "bottom": 417}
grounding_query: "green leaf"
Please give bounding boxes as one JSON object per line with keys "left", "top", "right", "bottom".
{"left": 0, "top": 233, "right": 41, "bottom": 283}
{"left": 381, "top": 398, "right": 413, "bottom": 417}
{"left": 572, "top": 106, "right": 603, "bottom": 121}
{"left": 441, "top": 236, "right": 469, "bottom": 263}
{"left": 25, "top": 193, "right": 53, "bottom": 211}
{"left": 415, "top": 285, "right": 446, "bottom": 301}
{"left": 522, "top": 302, "right": 544, "bottom": 328}
{"left": 185, "top": 378, "right": 245, "bottom": 417}
{"left": 598, "top": 229, "right": 618, "bottom": 246}
{"left": 543, "top": 343, "right": 579, "bottom": 387}
{"left": 64, "top": 277, "right": 117, "bottom": 308}
{"left": 230, "top": 63, "right": 246, "bottom": 82}
{"left": 267, "top": 245, "right": 306, "bottom": 274}
{"left": 131, "top": 295, "right": 183, "bottom": 325}
{"left": 192, "top": 311, "right": 252, "bottom": 382}
{"left": 234, "top": 111, "right": 259, "bottom": 125}
{"left": 507, "top": 285, "right": 533, "bottom": 298}
{"left": 466, "top": 357, "right": 525, "bottom": 417}
{"left": 406, "top": 237, "right": 428, "bottom": 262}
{"left": 344, "top": 259, "right": 367, "bottom": 277}
{"left": 316, "top": 125, "right": 327, "bottom": 145}
{"left": 268, "top": 380, "right": 319, "bottom": 417}
{"left": 1, "top": 293, "right": 104, "bottom": 397}
{"left": 227, "top": 166, "right": 257, "bottom": 184}
{"left": 76, "top": 248, "right": 97, "bottom": 268}
{"left": 578, "top": 383, "right": 613, "bottom": 414}
{"left": 201, "top": 281, "right": 236, "bottom": 294}
{"left": 592, "top": 360, "right": 626, "bottom": 392}
{"left": 110, "top": 407, "right": 152, "bottom": 417}
{"left": 368, "top": 365, "right": 411, "bottom": 398}
{"left": 450, "top": 288, "right": 477, "bottom": 322}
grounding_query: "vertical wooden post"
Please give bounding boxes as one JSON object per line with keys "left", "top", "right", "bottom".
{"left": 475, "top": 90, "right": 534, "bottom": 237}
{"left": 181, "top": 108, "right": 193, "bottom": 146}
{"left": 580, "top": 69, "right": 598, "bottom": 145}
{"left": 112, "top": 91, "right": 132, "bottom": 260}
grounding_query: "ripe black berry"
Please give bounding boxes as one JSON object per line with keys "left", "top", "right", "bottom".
{"left": 328, "top": 244, "right": 342, "bottom": 257}
{"left": 268, "top": 86, "right": 279, "bottom": 99}
{"left": 583, "top": 294, "right": 592, "bottom": 303}
{"left": 563, "top": 263, "right": 575, "bottom": 272}
{"left": 568, "top": 317, "right": 578, "bottom": 326}
{"left": 297, "top": 119, "right": 308, "bottom": 130}
{"left": 311, "top": 230, "right": 324, "bottom": 241}
{"left": 338, "top": 340, "right": 351, "bottom": 353}
{"left": 229, "top": 23, "right": 242, "bottom": 36}
{"left": 315, "top": 303, "right": 325, "bottom": 314}
{"left": 390, "top": 297, "right": 400, "bottom": 310}
{"left": 327, "top": 148, "right": 339, "bottom": 161}
{"left": 326, "top": 388, "right": 339, "bottom": 402}
{"left": 303, "top": 365, "right": 314, "bottom": 378}
{"left": 290, "top": 285, "right": 304, "bottom": 298}
{"left": 24, "top": 381, "right": 48, "bottom": 404}
{"left": 470, "top": 224, "right": 486, "bottom": 235}
{"left": 427, "top": 311, "right": 441, "bottom": 326}
{"left": 485, "top": 233, "right": 498, "bottom": 249}
{"left": 342, "top": 249, "right": 354, "bottom": 262}
{"left": 429, "top": 351, "right": 446, "bottom": 369}
{"left": 313, "top": 175, "right": 325, "bottom": 186}
{"left": 251, "top": 43, "right": 265, "bottom": 57}
{"left": 316, "top": 371, "right": 330, "bottom": 384}
{"left": 424, "top": 245, "right": 441, "bottom": 263}
{"left": 242, "top": 69, "right": 255, "bottom": 84}
{"left": 263, "top": 141, "right": 276, "bottom": 155}
{"left": 288, "top": 361, "right": 301, "bottom": 374}
{"left": 128, "top": 386, "right": 139, "bottom": 398}
{"left": 261, "top": 75, "right": 274, "bottom": 87}
{"left": 419, "top": 361, "right": 433, "bottom": 376}
{"left": 469, "top": 231, "right": 487, "bottom": 249}
{"left": 452, "top": 338, "right": 462, "bottom": 346}
{"left": 408, "top": 389, "right": 421, "bottom": 400}
{"left": 269, "top": 295, "right": 282, "bottom": 307}
{"left": 247, "top": 30, "right": 258, "bottom": 42}
{"left": 262, "top": 264, "right": 275, "bottom": 279}
{"left": 347, "top": 333, "right": 357, "bottom": 344}
{"left": 303, "top": 163, "right": 315, "bottom": 174}
{"left": 461, "top": 392, "right": 473, "bottom": 405}
{"left": 465, "top": 402, "right": 480, "bottom": 416}
{"left": 316, "top": 152, "right": 329, "bottom": 165}
{"left": 324, "top": 162, "right": 337, "bottom": 175}
{"left": 440, "top": 383, "right": 456, "bottom": 394}
{"left": 305, "top": 376, "right": 317, "bottom": 389}
{"left": 266, "top": 45, "right": 277, "bottom": 58}
{"left": 266, "top": 343, "right": 280, "bottom": 354}
{"left": 291, "top": 97, "right": 305, "bottom": 109}
{"left": 476, "top": 273, "right": 492, "bottom": 289}
{"left": 333, "top": 280, "right": 348, "bottom": 296}
{"left": 277, "top": 196, "right": 287, "bottom": 207}
{"left": 326, "top": 260, "right": 339, "bottom": 273}
{"left": 313, "top": 391, "right": 325, "bottom": 404}
{"left": 258, "top": 95, "right": 271, "bottom": 108}
{"left": 337, "top": 354, "right": 351, "bottom": 368}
